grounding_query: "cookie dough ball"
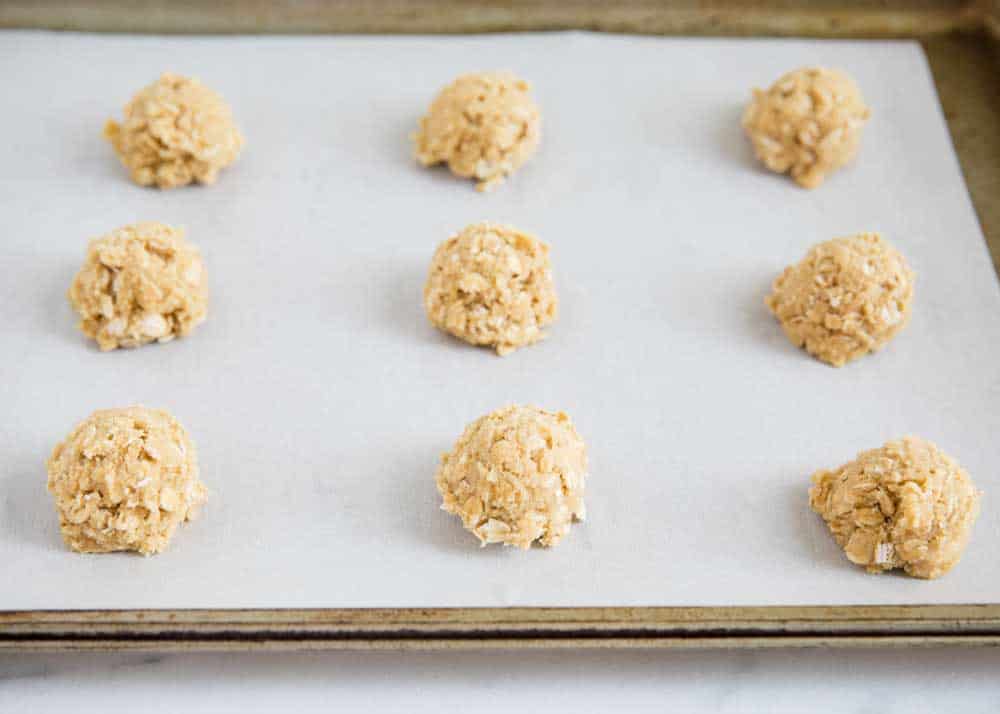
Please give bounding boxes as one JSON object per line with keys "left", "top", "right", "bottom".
{"left": 766, "top": 232, "right": 914, "bottom": 367}
{"left": 742, "top": 67, "right": 870, "bottom": 188}
{"left": 104, "top": 72, "right": 244, "bottom": 189}
{"left": 809, "top": 437, "right": 980, "bottom": 579}
{"left": 424, "top": 222, "right": 557, "bottom": 355}
{"left": 69, "top": 222, "right": 208, "bottom": 351}
{"left": 413, "top": 72, "right": 541, "bottom": 191}
{"left": 46, "top": 406, "right": 208, "bottom": 555}
{"left": 436, "top": 405, "right": 587, "bottom": 549}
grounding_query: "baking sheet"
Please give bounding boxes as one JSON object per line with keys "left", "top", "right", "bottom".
{"left": 1, "top": 31, "right": 999, "bottom": 610}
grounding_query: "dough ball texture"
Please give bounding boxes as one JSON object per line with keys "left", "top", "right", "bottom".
{"left": 104, "top": 72, "right": 244, "bottom": 189}
{"left": 809, "top": 436, "right": 980, "bottom": 579}
{"left": 766, "top": 232, "right": 914, "bottom": 367}
{"left": 424, "top": 222, "right": 557, "bottom": 355}
{"left": 69, "top": 222, "right": 208, "bottom": 351}
{"left": 46, "top": 406, "right": 208, "bottom": 556}
{"left": 742, "top": 67, "right": 870, "bottom": 189}
{"left": 436, "top": 405, "right": 587, "bottom": 549}
{"left": 413, "top": 72, "right": 541, "bottom": 191}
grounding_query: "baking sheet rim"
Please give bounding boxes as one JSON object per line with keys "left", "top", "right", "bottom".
{"left": 1, "top": 5, "right": 999, "bottom": 650}
{"left": 2, "top": 604, "right": 1000, "bottom": 650}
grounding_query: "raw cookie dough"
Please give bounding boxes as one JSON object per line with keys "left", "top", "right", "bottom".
{"left": 742, "top": 67, "right": 870, "bottom": 189}
{"left": 46, "top": 406, "right": 208, "bottom": 556}
{"left": 413, "top": 72, "right": 541, "bottom": 191}
{"left": 68, "top": 222, "right": 208, "bottom": 351}
{"left": 435, "top": 405, "right": 587, "bottom": 549}
{"left": 424, "top": 221, "right": 557, "bottom": 355}
{"left": 766, "top": 232, "right": 914, "bottom": 367}
{"left": 104, "top": 72, "right": 244, "bottom": 188}
{"left": 809, "top": 436, "right": 981, "bottom": 579}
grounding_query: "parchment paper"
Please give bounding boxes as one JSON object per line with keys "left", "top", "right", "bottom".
{"left": 1, "top": 31, "right": 998, "bottom": 609}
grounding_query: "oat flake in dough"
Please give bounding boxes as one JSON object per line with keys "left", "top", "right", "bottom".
{"left": 436, "top": 405, "right": 587, "bottom": 549}
{"left": 766, "top": 232, "right": 914, "bottom": 367}
{"left": 104, "top": 72, "right": 244, "bottom": 189}
{"left": 46, "top": 406, "right": 208, "bottom": 556}
{"left": 742, "top": 67, "right": 870, "bottom": 189}
{"left": 413, "top": 72, "right": 541, "bottom": 191}
{"left": 424, "top": 221, "right": 557, "bottom": 355}
{"left": 809, "top": 436, "right": 980, "bottom": 579}
{"left": 68, "top": 222, "right": 208, "bottom": 351}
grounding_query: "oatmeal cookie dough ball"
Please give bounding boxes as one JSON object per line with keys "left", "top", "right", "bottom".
{"left": 436, "top": 405, "right": 587, "bottom": 549}
{"left": 413, "top": 72, "right": 541, "bottom": 191}
{"left": 424, "top": 222, "right": 557, "bottom": 355}
{"left": 742, "top": 67, "right": 870, "bottom": 188}
{"left": 46, "top": 406, "right": 208, "bottom": 556}
{"left": 766, "top": 232, "right": 914, "bottom": 367}
{"left": 69, "top": 222, "right": 208, "bottom": 351}
{"left": 809, "top": 437, "right": 980, "bottom": 579}
{"left": 104, "top": 72, "right": 244, "bottom": 188}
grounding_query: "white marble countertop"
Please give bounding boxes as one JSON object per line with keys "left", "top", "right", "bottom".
{"left": 2, "top": 647, "right": 999, "bottom": 712}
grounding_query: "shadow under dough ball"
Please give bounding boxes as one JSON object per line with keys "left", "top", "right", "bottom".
{"left": 742, "top": 67, "right": 870, "bottom": 188}
{"left": 46, "top": 406, "right": 208, "bottom": 556}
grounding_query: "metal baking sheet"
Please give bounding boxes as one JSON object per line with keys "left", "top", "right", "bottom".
{"left": 1, "top": 30, "right": 998, "bottom": 611}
